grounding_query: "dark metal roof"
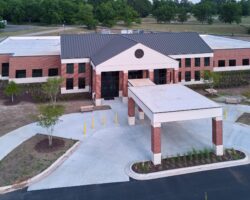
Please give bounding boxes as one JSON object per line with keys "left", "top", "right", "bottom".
{"left": 124, "top": 32, "right": 212, "bottom": 55}
{"left": 61, "top": 32, "right": 213, "bottom": 64}
{"left": 91, "top": 35, "right": 137, "bottom": 65}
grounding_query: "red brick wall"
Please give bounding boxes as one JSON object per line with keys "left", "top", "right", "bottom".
{"left": 0, "top": 54, "right": 11, "bottom": 75}
{"left": 61, "top": 62, "right": 90, "bottom": 88}
{"left": 178, "top": 57, "right": 214, "bottom": 81}
{"left": 213, "top": 49, "right": 250, "bottom": 67}
{"left": 9, "top": 55, "right": 61, "bottom": 78}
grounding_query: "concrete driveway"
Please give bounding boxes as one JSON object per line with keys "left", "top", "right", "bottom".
{"left": 0, "top": 100, "right": 249, "bottom": 191}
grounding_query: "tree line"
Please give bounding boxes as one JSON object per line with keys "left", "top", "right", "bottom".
{"left": 0, "top": 0, "right": 250, "bottom": 29}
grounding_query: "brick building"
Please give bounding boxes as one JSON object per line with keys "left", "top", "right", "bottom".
{"left": 0, "top": 33, "right": 250, "bottom": 106}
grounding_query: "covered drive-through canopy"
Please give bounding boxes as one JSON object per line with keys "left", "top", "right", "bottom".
{"left": 127, "top": 79, "right": 223, "bottom": 165}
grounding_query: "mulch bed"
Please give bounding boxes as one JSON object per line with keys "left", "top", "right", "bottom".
{"left": 236, "top": 113, "right": 250, "bottom": 126}
{"left": 132, "top": 149, "right": 245, "bottom": 174}
{"left": 35, "top": 138, "right": 66, "bottom": 153}
{"left": 0, "top": 134, "right": 77, "bottom": 187}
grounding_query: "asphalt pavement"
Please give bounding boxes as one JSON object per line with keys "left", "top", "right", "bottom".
{"left": 1, "top": 164, "right": 250, "bottom": 200}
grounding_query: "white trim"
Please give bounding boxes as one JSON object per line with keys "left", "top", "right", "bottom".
{"left": 139, "top": 112, "right": 145, "bottom": 120}
{"left": 61, "top": 58, "right": 90, "bottom": 64}
{"left": 128, "top": 117, "right": 135, "bottom": 126}
{"left": 61, "top": 86, "right": 90, "bottom": 94}
{"left": 9, "top": 76, "right": 51, "bottom": 84}
{"left": 122, "top": 97, "right": 128, "bottom": 103}
{"left": 151, "top": 122, "right": 161, "bottom": 128}
{"left": 154, "top": 107, "right": 222, "bottom": 124}
{"left": 119, "top": 91, "right": 123, "bottom": 97}
{"left": 0, "top": 75, "right": 9, "bottom": 80}
{"left": 214, "top": 145, "right": 223, "bottom": 156}
{"left": 152, "top": 153, "right": 161, "bottom": 165}
{"left": 214, "top": 65, "right": 250, "bottom": 72}
{"left": 169, "top": 53, "right": 214, "bottom": 59}
{"left": 95, "top": 43, "right": 179, "bottom": 74}
{"left": 182, "top": 80, "right": 204, "bottom": 85}
{"left": 95, "top": 99, "right": 102, "bottom": 106}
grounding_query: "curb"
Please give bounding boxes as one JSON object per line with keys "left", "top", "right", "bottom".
{"left": 126, "top": 149, "right": 250, "bottom": 181}
{"left": 0, "top": 141, "right": 81, "bottom": 194}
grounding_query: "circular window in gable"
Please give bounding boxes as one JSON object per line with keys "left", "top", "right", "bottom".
{"left": 135, "top": 49, "right": 144, "bottom": 59}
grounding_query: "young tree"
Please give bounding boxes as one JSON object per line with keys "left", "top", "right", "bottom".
{"left": 219, "top": 2, "right": 242, "bottom": 24}
{"left": 37, "top": 104, "right": 65, "bottom": 147}
{"left": 202, "top": 70, "right": 221, "bottom": 91}
{"left": 4, "top": 81, "right": 21, "bottom": 103}
{"left": 42, "top": 77, "right": 63, "bottom": 107}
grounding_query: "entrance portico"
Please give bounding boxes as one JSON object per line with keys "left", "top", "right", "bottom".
{"left": 128, "top": 83, "right": 223, "bottom": 165}
{"left": 91, "top": 43, "right": 179, "bottom": 106}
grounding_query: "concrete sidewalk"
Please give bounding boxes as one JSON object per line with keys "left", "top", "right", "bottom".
{"left": 0, "top": 100, "right": 249, "bottom": 191}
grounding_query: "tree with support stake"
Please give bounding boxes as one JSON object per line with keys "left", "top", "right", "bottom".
{"left": 4, "top": 81, "right": 21, "bottom": 103}
{"left": 42, "top": 77, "right": 64, "bottom": 107}
{"left": 37, "top": 104, "right": 65, "bottom": 147}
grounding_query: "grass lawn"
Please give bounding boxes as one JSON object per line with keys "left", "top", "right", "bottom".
{"left": 0, "top": 134, "right": 76, "bottom": 187}
{"left": 237, "top": 113, "right": 250, "bottom": 126}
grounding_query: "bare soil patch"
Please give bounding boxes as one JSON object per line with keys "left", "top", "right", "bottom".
{"left": 0, "top": 89, "right": 93, "bottom": 137}
{"left": 237, "top": 113, "right": 250, "bottom": 126}
{"left": 0, "top": 134, "right": 76, "bottom": 187}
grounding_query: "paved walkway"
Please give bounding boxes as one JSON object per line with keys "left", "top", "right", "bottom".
{"left": 0, "top": 100, "right": 249, "bottom": 191}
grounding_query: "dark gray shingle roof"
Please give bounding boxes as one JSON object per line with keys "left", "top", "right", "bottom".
{"left": 61, "top": 32, "right": 213, "bottom": 64}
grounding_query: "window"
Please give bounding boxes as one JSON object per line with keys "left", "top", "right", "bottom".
{"left": 48, "top": 68, "right": 58, "bottom": 76}
{"left": 195, "top": 58, "right": 200, "bottom": 67}
{"left": 66, "top": 63, "right": 74, "bottom": 74}
{"left": 78, "top": 78, "right": 86, "bottom": 89}
{"left": 128, "top": 70, "right": 143, "bottom": 79}
{"left": 195, "top": 71, "right": 200, "bottom": 81}
{"left": 66, "top": 78, "right": 74, "bottom": 90}
{"left": 78, "top": 63, "right": 86, "bottom": 73}
{"left": 185, "top": 71, "right": 191, "bottom": 82}
{"left": 218, "top": 60, "right": 225, "bottom": 67}
{"left": 178, "top": 72, "right": 182, "bottom": 82}
{"left": 229, "top": 59, "right": 236, "bottom": 67}
{"left": 176, "top": 59, "right": 182, "bottom": 68}
{"left": 242, "top": 59, "right": 249, "bottom": 66}
{"left": 16, "top": 70, "right": 26, "bottom": 78}
{"left": 32, "top": 69, "right": 43, "bottom": 77}
{"left": 204, "top": 57, "right": 210, "bottom": 66}
{"left": 2, "top": 63, "right": 9, "bottom": 77}
{"left": 185, "top": 58, "right": 191, "bottom": 67}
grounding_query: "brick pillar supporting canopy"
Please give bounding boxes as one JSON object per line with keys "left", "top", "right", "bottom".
{"left": 149, "top": 70, "right": 154, "bottom": 82}
{"left": 167, "top": 70, "right": 171, "bottom": 84}
{"left": 212, "top": 117, "right": 223, "bottom": 156}
{"left": 122, "top": 71, "right": 128, "bottom": 103}
{"left": 95, "top": 73, "right": 101, "bottom": 106}
{"left": 151, "top": 124, "right": 161, "bottom": 165}
{"left": 128, "top": 97, "right": 135, "bottom": 125}
{"left": 173, "top": 70, "right": 179, "bottom": 83}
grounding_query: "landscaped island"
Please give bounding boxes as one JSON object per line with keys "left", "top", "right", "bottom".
{"left": 0, "top": 134, "right": 77, "bottom": 187}
{"left": 132, "top": 149, "right": 245, "bottom": 174}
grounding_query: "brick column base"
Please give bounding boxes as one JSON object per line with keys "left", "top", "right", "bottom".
{"left": 173, "top": 70, "right": 179, "bottom": 83}
{"left": 128, "top": 97, "right": 135, "bottom": 125}
{"left": 151, "top": 123, "right": 161, "bottom": 165}
{"left": 138, "top": 107, "right": 144, "bottom": 120}
{"left": 212, "top": 117, "right": 223, "bottom": 156}
{"left": 149, "top": 70, "right": 154, "bottom": 82}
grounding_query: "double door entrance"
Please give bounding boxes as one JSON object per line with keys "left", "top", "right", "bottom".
{"left": 101, "top": 72, "right": 119, "bottom": 100}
